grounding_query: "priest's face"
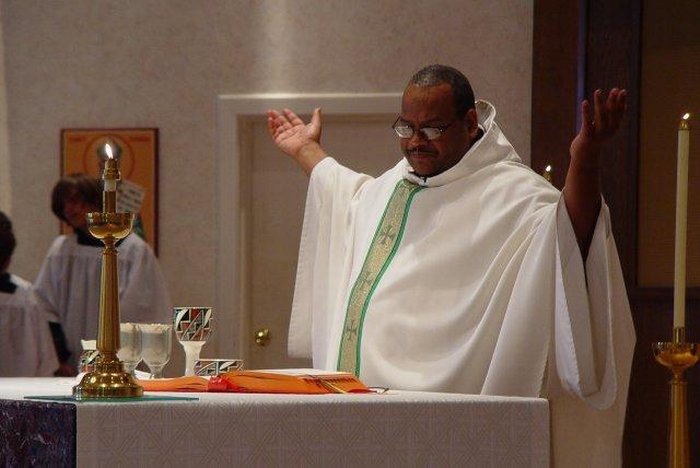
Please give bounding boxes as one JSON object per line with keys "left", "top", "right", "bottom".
{"left": 398, "top": 83, "right": 479, "bottom": 178}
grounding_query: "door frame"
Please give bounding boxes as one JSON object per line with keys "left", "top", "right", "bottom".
{"left": 215, "top": 93, "right": 402, "bottom": 362}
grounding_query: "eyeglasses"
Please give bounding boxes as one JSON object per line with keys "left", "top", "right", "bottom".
{"left": 392, "top": 117, "right": 456, "bottom": 140}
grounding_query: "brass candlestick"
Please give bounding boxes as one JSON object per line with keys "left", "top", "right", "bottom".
{"left": 653, "top": 327, "right": 698, "bottom": 468}
{"left": 73, "top": 141, "right": 143, "bottom": 399}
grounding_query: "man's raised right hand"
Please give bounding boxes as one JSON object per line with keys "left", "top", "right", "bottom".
{"left": 266, "top": 107, "right": 328, "bottom": 176}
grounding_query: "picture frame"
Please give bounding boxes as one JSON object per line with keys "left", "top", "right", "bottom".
{"left": 60, "top": 128, "right": 159, "bottom": 253}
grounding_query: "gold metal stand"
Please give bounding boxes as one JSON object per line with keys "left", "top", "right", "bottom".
{"left": 653, "top": 327, "right": 698, "bottom": 468}
{"left": 73, "top": 143, "right": 143, "bottom": 399}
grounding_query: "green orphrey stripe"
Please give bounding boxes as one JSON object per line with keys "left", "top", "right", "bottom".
{"left": 337, "top": 179, "right": 423, "bottom": 375}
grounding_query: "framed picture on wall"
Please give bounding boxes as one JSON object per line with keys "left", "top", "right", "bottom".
{"left": 60, "top": 128, "right": 159, "bottom": 254}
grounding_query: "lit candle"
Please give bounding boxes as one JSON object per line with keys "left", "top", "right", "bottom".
{"left": 542, "top": 164, "right": 553, "bottom": 183}
{"left": 103, "top": 143, "right": 117, "bottom": 192}
{"left": 673, "top": 113, "right": 691, "bottom": 330}
{"left": 99, "top": 141, "right": 121, "bottom": 214}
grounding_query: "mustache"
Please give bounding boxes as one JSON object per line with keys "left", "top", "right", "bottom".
{"left": 407, "top": 148, "right": 437, "bottom": 156}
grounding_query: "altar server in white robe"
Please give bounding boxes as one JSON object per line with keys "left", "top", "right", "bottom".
{"left": 33, "top": 174, "right": 172, "bottom": 372}
{"left": 0, "top": 211, "right": 58, "bottom": 377}
{"left": 267, "top": 65, "right": 635, "bottom": 467}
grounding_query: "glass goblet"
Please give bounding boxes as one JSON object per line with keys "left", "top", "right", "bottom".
{"left": 117, "top": 323, "right": 142, "bottom": 376}
{"left": 173, "top": 307, "right": 213, "bottom": 376}
{"left": 139, "top": 323, "right": 172, "bottom": 379}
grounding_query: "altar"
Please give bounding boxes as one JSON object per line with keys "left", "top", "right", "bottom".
{"left": 0, "top": 378, "right": 549, "bottom": 467}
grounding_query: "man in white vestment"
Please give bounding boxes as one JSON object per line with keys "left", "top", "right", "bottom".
{"left": 267, "top": 65, "right": 636, "bottom": 467}
{"left": 0, "top": 211, "right": 58, "bottom": 377}
{"left": 33, "top": 174, "right": 172, "bottom": 373}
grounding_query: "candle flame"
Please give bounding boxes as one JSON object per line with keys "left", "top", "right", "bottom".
{"left": 682, "top": 112, "right": 691, "bottom": 121}
{"left": 105, "top": 143, "right": 114, "bottom": 159}
{"left": 545, "top": 165, "right": 552, "bottom": 172}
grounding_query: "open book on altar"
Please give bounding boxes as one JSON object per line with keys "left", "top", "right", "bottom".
{"left": 137, "top": 369, "right": 371, "bottom": 394}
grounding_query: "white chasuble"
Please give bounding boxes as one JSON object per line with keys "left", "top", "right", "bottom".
{"left": 288, "top": 101, "right": 635, "bottom": 467}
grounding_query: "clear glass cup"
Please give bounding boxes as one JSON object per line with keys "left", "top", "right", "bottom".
{"left": 139, "top": 323, "right": 172, "bottom": 379}
{"left": 173, "top": 307, "right": 213, "bottom": 376}
{"left": 117, "top": 323, "right": 142, "bottom": 376}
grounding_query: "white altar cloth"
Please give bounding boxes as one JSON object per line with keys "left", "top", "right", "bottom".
{"left": 0, "top": 378, "right": 549, "bottom": 467}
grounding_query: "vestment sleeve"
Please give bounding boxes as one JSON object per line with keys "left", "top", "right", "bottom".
{"left": 287, "top": 157, "right": 373, "bottom": 364}
{"left": 32, "top": 240, "right": 62, "bottom": 322}
{"left": 32, "top": 303, "right": 61, "bottom": 376}
{"left": 554, "top": 197, "right": 635, "bottom": 409}
{"left": 118, "top": 239, "right": 172, "bottom": 325}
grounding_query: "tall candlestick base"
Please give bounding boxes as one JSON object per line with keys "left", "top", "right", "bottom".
{"left": 653, "top": 328, "right": 698, "bottom": 468}
{"left": 73, "top": 358, "right": 143, "bottom": 398}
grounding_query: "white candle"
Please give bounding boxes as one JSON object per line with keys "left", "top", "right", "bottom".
{"left": 673, "top": 113, "right": 691, "bottom": 329}
{"left": 103, "top": 143, "right": 117, "bottom": 192}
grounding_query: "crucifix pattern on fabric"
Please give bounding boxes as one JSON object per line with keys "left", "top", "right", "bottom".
{"left": 337, "top": 179, "right": 423, "bottom": 375}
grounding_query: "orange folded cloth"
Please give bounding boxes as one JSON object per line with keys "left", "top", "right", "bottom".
{"left": 138, "top": 370, "right": 370, "bottom": 394}
{"left": 138, "top": 376, "right": 209, "bottom": 392}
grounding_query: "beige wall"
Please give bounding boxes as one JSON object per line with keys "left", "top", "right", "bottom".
{"left": 1, "top": 1, "right": 533, "bottom": 307}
